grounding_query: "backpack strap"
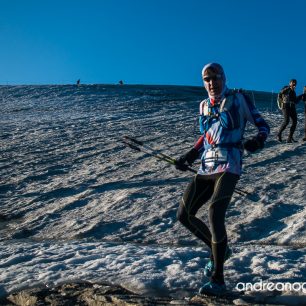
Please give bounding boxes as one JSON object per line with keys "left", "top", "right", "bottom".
{"left": 199, "top": 100, "right": 205, "bottom": 115}
{"left": 199, "top": 99, "right": 210, "bottom": 116}
{"left": 220, "top": 94, "right": 235, "bottom": 112}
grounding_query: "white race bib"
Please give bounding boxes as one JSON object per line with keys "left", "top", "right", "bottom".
{"left": 204, "top": 148, "right": 228, "bottom": 168}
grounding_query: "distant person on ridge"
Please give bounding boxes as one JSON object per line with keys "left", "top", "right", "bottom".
{"left": 297, "top": 85, "right": 306, "bottom": 141}
{"left": 277, "top": 79, "right": 299, "bottom": 143}
{"left": 175, "top": 63, "right": 270, "bottom": 296}
{"left": 76, "top": 79, "right": 80, "bottom": 86}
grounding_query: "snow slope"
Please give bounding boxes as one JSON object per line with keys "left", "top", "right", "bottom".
{"left": 0, "top": 85, "right": 305, "bottom": 304}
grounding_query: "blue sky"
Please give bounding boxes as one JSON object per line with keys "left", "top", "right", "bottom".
{"left": 0, "top": 0, "right": 305, "bottom": 93}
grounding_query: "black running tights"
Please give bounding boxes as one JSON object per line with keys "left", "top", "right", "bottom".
{"left": 177, "top": 172, "right": 239, "bottom": 283}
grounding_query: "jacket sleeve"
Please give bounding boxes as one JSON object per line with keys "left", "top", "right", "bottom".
{"left": 240, "top": 94, "right": 270, "bottom": 141}
{"left": 193, "top": 135, "right": 204, "bottom": 155}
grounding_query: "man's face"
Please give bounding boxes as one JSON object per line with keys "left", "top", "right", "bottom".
{"left": 290, "top": 81, "right": 297, "bottom": 90}
{"left": 203, "top": 69, "right": 224, "bottom": 97}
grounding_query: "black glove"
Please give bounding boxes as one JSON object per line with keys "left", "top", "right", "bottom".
{"left": 243, "top": 136, "right": 265, "bottom": 153}
{"left": 175, "top": 148, "right": 199, "bottom": 171}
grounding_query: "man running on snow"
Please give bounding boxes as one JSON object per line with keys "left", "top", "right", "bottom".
{"left": 175, "top": 63, "right": 270, "bottom": 296}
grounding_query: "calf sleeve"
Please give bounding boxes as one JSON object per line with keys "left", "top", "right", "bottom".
{"left": 212, "top": 236, "right": 227, "bottom": 284}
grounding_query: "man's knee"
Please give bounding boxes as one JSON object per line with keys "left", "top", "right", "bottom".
{"left": 283, "top": 118, "right": 290, "bottom": 126}
{"left": 177, "top": 202, "right": 195, "bottom": 228}
{"left": 208, "top": 201, "right": 228, "bottom": 235}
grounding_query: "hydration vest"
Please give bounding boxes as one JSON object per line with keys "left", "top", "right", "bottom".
{"left": 199, "top": 91, "right": 241, "bottom": 133}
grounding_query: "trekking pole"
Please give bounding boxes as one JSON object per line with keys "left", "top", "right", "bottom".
{"left": 233, "top": 188, "right": 251, "bottom": 197}
{"left": 124, "top": 138, "right": 176, "bottom": 165}
{"left": 123, "top": 136, "right": 254, "bottom": 200}
{"left": 123, "top": 136, "right": 176, "bottom": 164}
{"left": 123, "top": 136, "right": 196, "bottom": 173}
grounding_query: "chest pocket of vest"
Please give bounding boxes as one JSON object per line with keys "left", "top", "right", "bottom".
{"left": 199, "top": 100, "right": 219, "bottom": 133}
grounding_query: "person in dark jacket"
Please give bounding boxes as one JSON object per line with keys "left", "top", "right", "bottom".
{"left": 297, "top": 85, "right": 306, "bottom": 141}
{"left": 277, "top": 79, "right": 299, "bottom": 143}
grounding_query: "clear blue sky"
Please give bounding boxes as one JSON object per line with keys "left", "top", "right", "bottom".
{"left": 1, "top": 0, "right": 305, "bottom": 93}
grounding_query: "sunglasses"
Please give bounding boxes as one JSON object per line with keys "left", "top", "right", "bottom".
{"left": 203, "top": 74, "right": 222, "bottom": 82}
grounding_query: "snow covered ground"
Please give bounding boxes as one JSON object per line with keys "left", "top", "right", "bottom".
{"left": 0, "top": 84, "right": 305, "bottom": 304}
